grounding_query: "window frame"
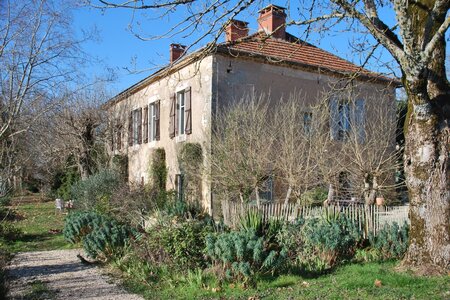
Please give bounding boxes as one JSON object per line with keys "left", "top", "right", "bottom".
{"left": 177, "top": 91, "right": 185, "bottom": 136}
{"left": 149, "top": 102, "right": 157, "bottom": 142}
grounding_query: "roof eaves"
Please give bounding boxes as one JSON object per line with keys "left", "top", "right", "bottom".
{"left": 104, "top": 49, "right": 208, "bottom": 108}
{"left": 215, "top": 45, "right": 401, "bottom": 86}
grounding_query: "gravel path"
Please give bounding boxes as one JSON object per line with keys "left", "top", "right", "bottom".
{"left": 7, "top": 249, "right": 144, "bottom": 300}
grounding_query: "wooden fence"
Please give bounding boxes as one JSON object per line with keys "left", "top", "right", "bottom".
{"left": 222, "top": 201, "right": 409, "bottom": 237}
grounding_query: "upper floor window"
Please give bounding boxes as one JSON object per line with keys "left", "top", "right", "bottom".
{"left": 149, "top": 101, "right": 160, "bottom": 141}
{"left": 169, "top": 87, "right": 192, "bottom": 139}
{"left": 330, "top": 98, "right": 365, "bottom": 143}
{"left": 177, "top": 91, "right": 186, "bottom": 135}
{"left": 128, "top": 108, "right": 142, "bottom": 146}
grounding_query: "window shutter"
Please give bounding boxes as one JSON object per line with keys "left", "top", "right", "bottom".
{"left": 175, "top": 93, "right": 179, "bottom": 136}
{"left": 185, "top": 87, "right": 192, "bottom": 134}
{"left": 355, "top": 99, "right": 365, "bottom": 144}
{"left": 155, "top": 100, "right": 160, "bottom": 141}
{"left": 143, "top": 106, "right": 149, "bottom": 143}
{"left": 117, "top": 127, "right": 122, "bottom": 150}
{"left": 169, "top": 94, "right": 176, "bottom": 138}
{"left": 128, "top": 111, "right": 133, "bottom": 146}
{"left": 329, "top": 98, "right": 339, "bottom": 140}
{"left": 137, "top": 108, "right": 142, "bottom": 144}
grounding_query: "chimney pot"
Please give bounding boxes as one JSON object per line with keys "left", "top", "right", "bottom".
{"left": 170, "top": 44, "right": 186, "bottom": 63}
{"left": 257, "top": 4, "right": 287, "bottom": 39}
{"left": 225, "top": 19, "right": 249, "bottom": 42}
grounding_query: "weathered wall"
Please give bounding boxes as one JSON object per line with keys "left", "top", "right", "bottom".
{"left": 108, "top": 56, "right": 214, "bottom": 212}
{"left": 109, "top": 52, "right": 396, "bottom": 215}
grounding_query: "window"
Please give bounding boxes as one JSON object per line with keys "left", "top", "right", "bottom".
{"left": 175, "top": 174, "right": 184, "bottom": 201}
{"left": 128, "top": 108, "right": 142, "bottom": 146}
{"left": 169, "top": 87, "right": 191, "bottom": 138}
{"left": 148, "top": 101, "right": 160, "bottom": 142}
{"left": 330, "top": 98, "right": 365, "bottom": 142}
{"left": 258, "top": 175, "right": 274, "bottom": 202}
{"left": 303, "top": 112, "right": 312, "bottom": 135}
{"left": 177, "top": 91, "right": 185, "bottom": 135}
{"left": 337, "top": 100, "right": 351, "bottom": 140}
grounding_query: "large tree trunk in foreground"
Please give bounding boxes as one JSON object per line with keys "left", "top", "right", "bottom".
{"left": 401, "top": 39, "right": 450, "bottom": 274}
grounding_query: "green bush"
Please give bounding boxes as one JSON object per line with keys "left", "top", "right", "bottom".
{"left": 367, "top": 222, "right": 409, "bottom": 260}
{"left": 145, "top": 220, "right": 214, "bottom": 270}
{"left": 299, "top": 187, "right": 328, "bottom": 206}
{"left": 0, "top": 195, "right": 11, "bottom": 207}
{"left": 0, "top": 248, "right": 11, "bottom": 299}
{"left": 205, "top": 229, "right": 287, "bottom": 283}
{"left": 0, "top": 221, "right": 22, "bottom": 241}
{"left": 151, "top": 148, "right": 167, "bottom": 192}
{"left": 70, "top": 169, "right": 122, "bottom": 213}
{"left": 51, "top": 159, "right": 80, "bottom": 200}
{"left": 63, "top": 211, "right": 136, "bottom": 260}
{"left": 238, "top": 210, "right": 285, "bottom": 244}
{"left": 278, "top": 215, "right": 362, "bottom": 274}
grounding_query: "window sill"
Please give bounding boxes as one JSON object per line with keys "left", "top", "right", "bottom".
{"left": 175, "top": 134, "right": 187, "bottom": 143}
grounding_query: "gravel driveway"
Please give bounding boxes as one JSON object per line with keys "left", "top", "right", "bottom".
{"left": 7, "top": 249, "right": 144, "bottom": 300}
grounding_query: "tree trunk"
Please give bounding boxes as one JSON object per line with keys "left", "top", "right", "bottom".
{"left": 365, "top": 175, "right": 378, "bottom": 206}
{"left": 255, "top": 186, "right": 261, "bottom": 208}
{"left": 284, "top": 185, "right": 292, "bottom": 206}
{"left": 326, "top": 183, "right": 335, "bottom": 205}
{"left": 401, "top": 59, "right": 450, "bottom": 273}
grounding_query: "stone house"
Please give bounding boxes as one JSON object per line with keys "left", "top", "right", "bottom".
{"left": 105, "top": 4, "right": 397, "bottom": 214}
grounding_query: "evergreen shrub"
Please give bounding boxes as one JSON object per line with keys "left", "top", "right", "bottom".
{"left": 144, "top": 220, "right": 213, "bottom": 270}
{"left": 278, "top": 215, "right": 362, "bottom": 274}
{"left": 367, "top": 221, "right": 409, "bottom": 260}
{"left": 63, "top": 211, "right": 136, "bottom": 260}
{"left": 205, "top": 229, "right": 287, "bottom": 283}
{"left": 70, "top": 169, "right": 121, "bottom": 213}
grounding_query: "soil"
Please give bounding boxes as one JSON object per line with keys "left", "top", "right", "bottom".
{"left": 6, "top": 249, "right": 144, "bottom": 300}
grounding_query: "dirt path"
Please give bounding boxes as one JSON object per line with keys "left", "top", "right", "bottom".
{"left": 7, "top": 249, "right": 144, "bottom": 300}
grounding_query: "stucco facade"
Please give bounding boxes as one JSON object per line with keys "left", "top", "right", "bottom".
{"left": 106, "top": 5, "right": 397, "bottom": 215}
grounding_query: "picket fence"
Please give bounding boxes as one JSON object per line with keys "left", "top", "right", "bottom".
{"left": 222, "top": 201, "right": 409, "bottom": 237}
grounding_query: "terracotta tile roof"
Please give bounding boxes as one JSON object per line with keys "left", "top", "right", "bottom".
{"left": 107, "top": 32, "right": 398, "bottom": 106}
{"left": 218, "top": 32, "right": 395, "bottom": 82}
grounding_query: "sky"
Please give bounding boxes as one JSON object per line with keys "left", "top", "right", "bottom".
{"left": 71, "top": 1, "right": 447, "bottom": 97}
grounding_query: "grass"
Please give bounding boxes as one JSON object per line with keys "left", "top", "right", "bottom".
{"left": 121, "top": 261, "right": 450, "bottom": 300}
{"left": 0, "top": 198, "right": 74, "bottom": 253}
{"left": 23, "top": 280, "right": 56, "bottom": 300}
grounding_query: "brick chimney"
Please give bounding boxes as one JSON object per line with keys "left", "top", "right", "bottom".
{"left": 257, "top": 4, "right": 287, "bottom": 39}
{"left": 225, "top": 19, "right": 249, "bottom": 42}
{"left": 170, "top": 44, "right": 186, "bottom": 63}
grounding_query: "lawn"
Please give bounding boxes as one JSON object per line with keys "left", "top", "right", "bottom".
{"left": 1, "top": 197, "right": 74, "bottom": 253}
{"left": 122, "top": 261, "right": 449, "bottom": 300}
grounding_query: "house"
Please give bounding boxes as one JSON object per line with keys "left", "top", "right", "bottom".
{"left": 105, "top": 4, "right": 397, "bottom": 215}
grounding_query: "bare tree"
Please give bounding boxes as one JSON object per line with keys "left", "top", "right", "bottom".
{"left": 0, "top": 0, "right": 88, "bottom": 190}
{"left": 339, "top": 93, "right": 401, "bottom": 205}
{"left": 274, "top": 94, "right": 322, "bottom": 205}
{"left": 209, "top": 93, "right": 276, "bottom": 207}
{"left": 30, "top": 87, "right": 110, "bottom": 181}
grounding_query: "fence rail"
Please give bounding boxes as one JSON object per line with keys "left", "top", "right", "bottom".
{"left": 222, "top": 201, "right": 409, "bottom": 237}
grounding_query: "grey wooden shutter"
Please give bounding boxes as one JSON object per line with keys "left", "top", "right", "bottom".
{"left": 355, "top": 99, "right": 365, "bottom": 143}
{"left": 185, "top": 87, "right": 192, "bottom": 134}
{"left": 137, "top": 108, "right": 142, "bottom": 144}
{"left": 169, "top": 94, "right": 176, "bottom": 138}
{"left": 143, "top": 106, "right": 149, "bottom": 143}
{"left": 128, "top": 111, "right": 133, "bottom": 146}
{"left": 155, "top": 100, "right": 160, "bottom": 141}
{"left": 175, "top": 93, "right": 179, "bottom": 136}
{"left": 329, "top": 98, "right": 339, "bottom": 140}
